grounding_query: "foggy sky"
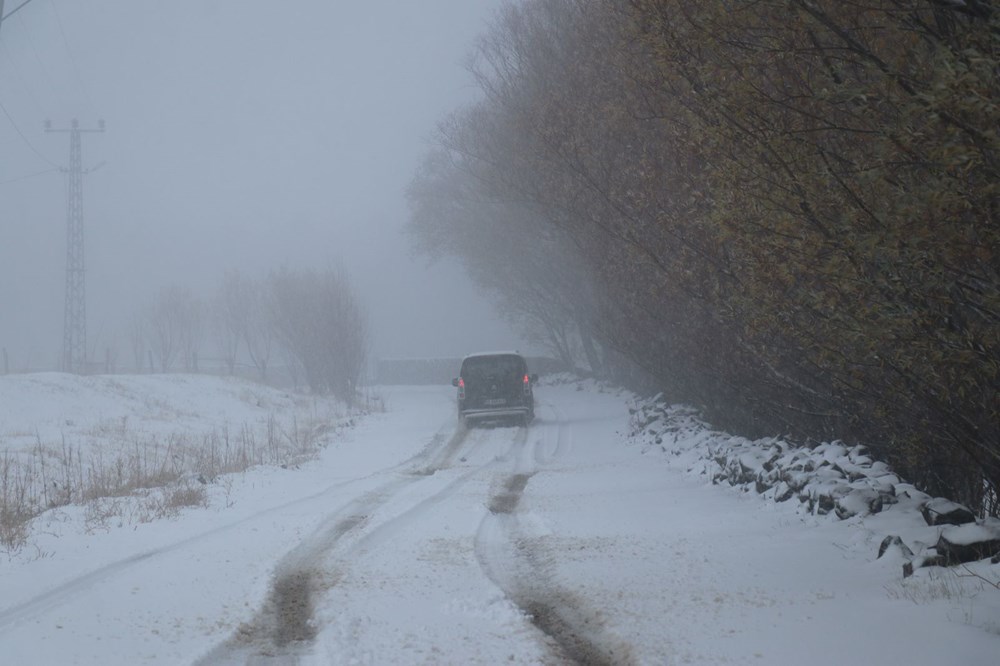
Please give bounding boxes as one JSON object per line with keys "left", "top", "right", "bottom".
{"left": 0, "top": 0, "right": 528, "bottom": 371}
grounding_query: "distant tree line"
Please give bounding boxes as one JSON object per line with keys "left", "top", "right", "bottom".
{"left": 407, "top": 1, "right": 1000, "bottom": 514}
{"left": 129, "top": 267, "right": 368, "bottom": 405}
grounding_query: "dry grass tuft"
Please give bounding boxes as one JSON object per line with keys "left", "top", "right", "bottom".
{"left": 0, "top": 407, "right": 347, "bottom": 552}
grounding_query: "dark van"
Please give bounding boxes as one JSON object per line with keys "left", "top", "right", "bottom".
{"left": 452, "top": 352, "right": 537, "bottom": 427}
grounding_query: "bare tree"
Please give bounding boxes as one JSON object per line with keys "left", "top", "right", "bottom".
{"left": 177, "top": 293, "right": 204, "bottom": 372}
{"left": 266, "top": 267, "right": 369, "bottom": 403}
{"left": 215, "top": 270, "right": 247, "bottom": 375}
{"left": 244, "top": 277, "right": 274, "bottom": 381}
{"left": 128, "top": 316, "right": 146, "bottom": 373}
{"left": 147, "top": 285, "right": 203, "bottom": 373}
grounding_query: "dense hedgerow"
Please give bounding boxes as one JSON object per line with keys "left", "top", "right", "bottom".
{"left": 409, "top": 1, "right": 1000, "bottom": 514}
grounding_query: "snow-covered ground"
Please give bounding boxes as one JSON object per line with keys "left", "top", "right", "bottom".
{"left": 0, "top": 374, "right": 998, "bottom": 664}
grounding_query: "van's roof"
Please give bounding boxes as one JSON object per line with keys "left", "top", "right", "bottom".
{"left": 461, "top": 351, "right": 523, "bottom": 360}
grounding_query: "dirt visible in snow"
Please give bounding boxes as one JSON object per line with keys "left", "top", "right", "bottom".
{"left": 489, "top": 473, "right": 532, "bottom": 514}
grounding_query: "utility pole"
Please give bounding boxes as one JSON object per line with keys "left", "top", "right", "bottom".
{"left": 46, "top": 118, "right": 104, "bottom": 374}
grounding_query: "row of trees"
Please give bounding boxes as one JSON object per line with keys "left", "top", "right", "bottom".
{"left": 130, "top": 268, "right": 368, "bottom": 404}
{"left": 408, "top": 1, "right": 999, "bottom": 513}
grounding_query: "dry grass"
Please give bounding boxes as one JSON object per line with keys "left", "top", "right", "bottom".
{"left": 0, "top": 452, "right": 33, "bottom": 551}
{"left": 84, "top": 481, "right": 210, "bottom": 530}
{"left": 0, "top": 411, "right": 343, "bottom": 553}
{"left": 885, "top": 567, "right": 971, "bottom": 604}
{"left": 885, "top": 565, "right": 1000, "bottom": 635}
{"left": 165, "top": 483, "right": 208, "bottom": 511}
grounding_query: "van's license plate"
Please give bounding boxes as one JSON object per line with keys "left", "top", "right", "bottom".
{"left": 484, "top": 398, "right": 507, "bottom": 406}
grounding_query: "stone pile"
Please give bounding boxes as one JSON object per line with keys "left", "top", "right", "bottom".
{"left": 628, "top": 398, "right": 1000, "bottom": 577}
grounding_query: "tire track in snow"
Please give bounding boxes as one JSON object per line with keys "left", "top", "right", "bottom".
{"left": 0, "top": 421, "right": 464, "bottom": 636}
{"left": 196, "top": 424, "right": 503, "bottom": 664}
{"left": 411, "top": 419, "right": 470, "bottom": 475}
{"left": 475, "top": 416, "right": 637, "bottom": 666}
{"left": 534, "top": 400, "right": 571, "bottom": 466}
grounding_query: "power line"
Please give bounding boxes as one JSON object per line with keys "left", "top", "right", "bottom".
{"left": 0, "top": 7, "right": 61, "bottom": 172}
{"left": 0, "top": 21, "right": 48, "bottom": 116}
{"left": 0, "top": 96, "right": 57, "bottom": 166}
{"left": 0, "top": 165, "right": 56, "bottom": 186}
{"left": 46, "top": 0, "right": 95, "bottom": 115}
{"left": 17, "top": 11, "right": 60, "bottom": 101}
{"left": 0, "top": 0, "right": 40, "bottom": 27}
{"left": 2, "top": 1, "right": 94, "bottom": 119}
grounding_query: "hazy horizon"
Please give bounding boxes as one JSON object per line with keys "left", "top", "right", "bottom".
{"left": 0, "top": 0, "right": 531, "bottom": 372}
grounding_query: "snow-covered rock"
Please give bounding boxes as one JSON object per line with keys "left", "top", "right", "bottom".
{"left": 626, "top": 394, "right": 1000, "bottom": 581}
{"left": 920, "top": 498, "right": 977, "bottom": 527}
{"left": 877, "top": 535, "right": 914, "bottom": 560}
{"left": 935, "top": 520, "right": 1000, "bottom": 565}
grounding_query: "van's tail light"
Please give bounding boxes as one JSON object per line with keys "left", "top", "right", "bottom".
{"left": 523, "top": 374, "right": 531, "bottom": 394}
{"left": 458, "top": 377, "right": 465, "bottom": 399}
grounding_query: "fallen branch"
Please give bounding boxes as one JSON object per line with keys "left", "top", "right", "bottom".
{"left": 956, "top": 564, "right": 1000, "bottom": 591}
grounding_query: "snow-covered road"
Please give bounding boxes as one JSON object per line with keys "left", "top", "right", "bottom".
{"left": 1, "top": 380, "right": 998, "bottom": 664}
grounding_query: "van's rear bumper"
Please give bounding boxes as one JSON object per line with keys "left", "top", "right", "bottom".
{"left": 461, "top": 406, "right": 530, "bottom": 421}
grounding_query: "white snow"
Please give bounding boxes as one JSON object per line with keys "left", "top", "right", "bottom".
{"left": 0, "top": 373, "right": 998, "bottom": 664}
{"left": 943, "top": 521, "right": 1000, "bottom": 547}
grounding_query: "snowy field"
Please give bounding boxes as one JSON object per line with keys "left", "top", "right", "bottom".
{"left": 0, "top": 374, "right": 998, "bottom": 664}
